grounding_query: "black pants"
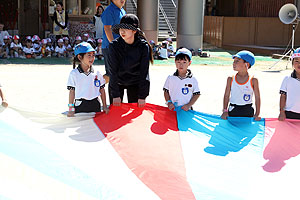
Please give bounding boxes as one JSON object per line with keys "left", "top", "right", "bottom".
{"left": 228, "top": 103, "right": 254, "bottom": 117}
{"left": 285, "top": 111, "right": 300, "bottom": 120}
{"left": 109, "top": 84, "right": 140, "bottom": 104}
{"left": 74, "top": 98, "right": 101, "bottom": 113}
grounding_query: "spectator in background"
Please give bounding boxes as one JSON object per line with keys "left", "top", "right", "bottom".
{"left": 52, "top": 1, "right": 69, "bottom": 41}
{"left": 158, "top": 41, "right": 168, "bottom": 60}
{"left": 95, "top": 38, "right": 103, "bottom": 60}
{"left": 23, "top": 37, "right": 35, "bottom": 59}
{"left": 46, "top": 38, "right": 55, "bottom": 57}
{"left": 82, "top": 33, "right": 89, "bottom": 42}
{"left": 10, "top": 35, "right": 23, "bottom": 58}
{"left": 93, "top": 5, "right": 104, "bottom": 40}
{"left": 55, "top": 38, "right": 66, "bottom": 57}
{"left": 101, "top": 0, "right": 126, "bottom": 82}
{"left": 63, "top": 37, "right": 73, "bottom": 57}
{"left": 2, "top": 36, "right": 11, "bottom": 58}
{"left": 0, "top": 23, "right": 10, "bottom": 45}
{"left": 74, "top": 36, "right": 82, "bottom": 47}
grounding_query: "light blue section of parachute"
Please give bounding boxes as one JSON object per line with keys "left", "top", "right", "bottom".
{"left": 0, "top": 121, "right": 120, "bottom": 199}
{"left": 177, "top": 109, "right": 265, "bottom": 156}
{"left": 176, "top": 108, "right": 265, "bottom": 199}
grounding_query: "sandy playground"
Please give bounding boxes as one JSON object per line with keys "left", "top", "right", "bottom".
{"left": 0, "top": 57, "right": 295, "bottom": 118}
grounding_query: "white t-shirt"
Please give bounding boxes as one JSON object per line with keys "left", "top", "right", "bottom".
{"left": 230, "top": 75, "right": 254, "bottom": 105}
{"left": 55, "top": 46, "right": 66, "bottom": 54}
{"left": 64, "top": 44, "right": 72, "bottom": 51}
{"left": 33, "top": 43, "right": 41, "bottom": 53}
{"left": 280, "top": 75, "right": 300, "bottom": 113}
{"left": 0, "top": 31, "right": 9, "bottom": 44}
{"left": 95, "top": 46, "right": 102, "bottom": 55}
{"left": 67, "top": 66, "right": 105, "bottom": 100}
{"left": 168, "top": 45, "right": 175, "bottom": 56}
{"left": 159, "top": 48, "right": 168, "bottom": 59}
{"left": 22, "top": 47, "right": 34, "bottom": 54}
{"left": 10, "top": 42, "right": 22, "bottom": 49}
{"left": 163, "top": 71, "right": 200, "bottom": 106}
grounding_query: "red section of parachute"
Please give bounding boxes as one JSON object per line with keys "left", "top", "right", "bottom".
{"left": 94, "top": 103, "right": 195, "bottom": 200}
{"left": 263, "top": 119, "right": 300, "bottom": 172}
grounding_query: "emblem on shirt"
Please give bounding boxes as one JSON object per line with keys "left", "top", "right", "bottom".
{"left": 94, "top": 75, "right": 101, "bottom": 87}
{"left": 182, "top": 87, "right": 189, "bottom": 95}
{"left": 243, "top": 94, "right": 251, "bottom": 101}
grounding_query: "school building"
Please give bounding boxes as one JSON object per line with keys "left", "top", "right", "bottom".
{"left": 1, "top": 0, "right": 300, "bottom": 54}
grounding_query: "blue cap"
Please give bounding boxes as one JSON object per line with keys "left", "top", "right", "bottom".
{"left": 74, "top": 42, "right": 95, "bottom": 56}
{"left": 292, "top": 47, "right": 300, "bottom": 59}
{"left": 175, "top": 48, "right": 192, "bottom": 60}
{"left": 232, "top": 50, "right": 255, "bottom": 66}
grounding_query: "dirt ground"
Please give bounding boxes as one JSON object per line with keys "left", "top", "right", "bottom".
{"left": 0, "top": 59, "right": 294, "bottom": 118}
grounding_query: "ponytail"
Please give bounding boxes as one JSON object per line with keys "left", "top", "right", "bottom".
{"left": 71, "top": 53, "right": 84, "bottom": 69}
{"left": 136, "top": 30, "right": 154, "bottom": 64}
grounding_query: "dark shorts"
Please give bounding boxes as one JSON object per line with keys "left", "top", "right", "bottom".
{"left": 74, "top": 98, "right": 101, "bottom": 113}
{"left": 228, "top": 103, "right": 254, "bottom": 117}
{"left": 285, "top": 111, "right": 300, "bottom": 120}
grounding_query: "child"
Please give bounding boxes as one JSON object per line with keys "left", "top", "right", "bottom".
{"left": 82, "top": 33, "right": 89, "bottom": 42}
{"left": 22, "top": 37, "right": 35, "bottom": 59}
{"left": 32, "top": 35, "right": 41, "bottom": 58}
{"left": 0, "top": 82, "right": 8, "bottom": 107}
{"left": 95, "top": 38, "right": 103, "bottom": 60}
{"left": 74, "top": 36, "right": 82, "bottom": 47}
{"left": 67, "top": 42, "right": 109, "bottom": 117}
{"left": 55, "top": 38, "right": 66, "bottom": 57}
{"left": 108, "top": 14, "right": 153, "bottom": 107}
{"left": 46, "top": 38, "right": 54, "bottom": 57}
{"left": 158, "top": 41, "right": 168, "bottom": 60}
{"left": 163, "top": 48, "right": 200, "bottom": 111}
{"left": 10, "top": 35, "right": 23, "bottom": 58}
{"left": 3, "top": 35, "right": 11, "bottom": 58}
{"left": 63, "top": 37, "right": 73, "bottom": 57}
{"left": 221, "top": 50, "right": 261, "bottom": 120}
{"left": 278, "top": 48, "right": 300, "bottom": 120}
{"left": 166, "top": 37, "right": 175, "bottom": 57}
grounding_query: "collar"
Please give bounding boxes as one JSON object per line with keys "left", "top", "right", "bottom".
{"left": 291, "top": 70, "right": 300, "bottom": 81}
{"left": 77, "top": 64, "right": 94, "bottom": 74}
{"left": 173, "top": 69, "right": 193, "bottom": 79}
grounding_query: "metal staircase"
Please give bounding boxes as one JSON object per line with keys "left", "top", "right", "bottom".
{"left": 125, "top": 0, "right": 177, "bottom": 39}
{"left": 158, "top": 0, "right": 177, "bottom": 38}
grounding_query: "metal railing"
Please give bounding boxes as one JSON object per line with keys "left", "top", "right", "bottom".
{"left": 170, "top": 0, "right": 177, "bottom": 8}
{"left": 131, "top": 0, "right": 137, "bottom": 9}
{"left": 159, "top": 2, "right": 175, "bottom": 36}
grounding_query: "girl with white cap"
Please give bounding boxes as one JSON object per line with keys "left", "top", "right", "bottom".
{"left": 278, "top": 48, "right": 300, "bottom": 120}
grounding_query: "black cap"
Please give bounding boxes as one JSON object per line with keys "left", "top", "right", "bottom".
{"left": 112, "top": 14, "right": 140, "bottom": 35}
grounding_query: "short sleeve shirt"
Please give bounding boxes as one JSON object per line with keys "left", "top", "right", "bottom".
{"left": 10, "top": 42, "right": 22, "bottom": 49}
{"left": 163, "top": 71, "right": 200, "bottom": 106}
{"left": 101, "top": 2, "right": 126, "bottom": 49}
{"left": 23, "top": 47, "right": 34, "bottom": 54}
{"left": 67, "top": 66, "right": 105, "bottom": 100}
{"left": 280, "top": 75, "right": 300, "bottom": 113}
{"left": 55, "top": 46, "right": 66, "bottom": 54}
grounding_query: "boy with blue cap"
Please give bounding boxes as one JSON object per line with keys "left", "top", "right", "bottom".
{"left": 163, "top": 48, "right": 200, "bottom": 111}
{"left": 221, "top": 50, "right": 261, "bottom": 120}
{"left": 67, "top": 42, "right": 109, "bottom": 117}
{"left": 278, "top": 48, "right": 300, "bottom": 120}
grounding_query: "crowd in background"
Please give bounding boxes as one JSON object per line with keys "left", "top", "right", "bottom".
{"left": 0, "top": 33, "right": 104, "bottom": 60}
{"left": 0, "top": 32, "right": 177, "bottom": 61}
